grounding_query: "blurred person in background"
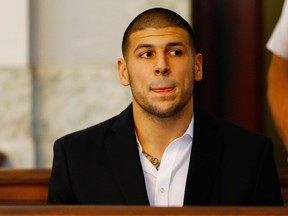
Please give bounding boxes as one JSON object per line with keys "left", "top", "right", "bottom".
{"left": 267, "top": 0, "right": 288, "bottom": 150}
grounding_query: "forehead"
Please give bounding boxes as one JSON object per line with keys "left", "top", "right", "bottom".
{"left": 129, "top": 27, "right": 191, "bottom": 47}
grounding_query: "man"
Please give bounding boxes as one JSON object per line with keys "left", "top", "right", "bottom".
{"left": 48, "top": 8, "right": 283, "bottom": 206}
{"left": 267, "top": 0, "right": 288, "bottom": 150}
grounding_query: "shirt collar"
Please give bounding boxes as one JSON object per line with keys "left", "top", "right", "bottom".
{"left": 184, "top": 114, "right": 194, "bottom": 139}
{"left": 136, "top": 115, "right": 194, "bottom": 150}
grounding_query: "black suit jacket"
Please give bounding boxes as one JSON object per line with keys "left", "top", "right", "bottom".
{"left": 47, "top": 104, "right": 283, "bottom": 205}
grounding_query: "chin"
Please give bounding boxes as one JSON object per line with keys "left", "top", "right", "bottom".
{"left": 147, "top": 104, "right": 183, "bottom": 118}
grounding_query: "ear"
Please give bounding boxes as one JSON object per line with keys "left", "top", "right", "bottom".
{"left": 194, "top": 53, "right": 203, "bottom": 81}
{"left": 117, "top": 58, "right": 130, "bottom": 86}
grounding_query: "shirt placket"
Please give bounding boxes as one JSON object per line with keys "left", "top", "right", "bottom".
{"left": 154, "top": 141, "right": 180, "bottom": 206}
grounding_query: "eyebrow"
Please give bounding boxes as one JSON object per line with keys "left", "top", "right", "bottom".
{"left": 134, "top": 42, "right": 186, "bottom": 52}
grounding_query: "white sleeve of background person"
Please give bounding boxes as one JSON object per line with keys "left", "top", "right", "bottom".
{"left": 267, "top": 0, "right": 288, "bottom": 59}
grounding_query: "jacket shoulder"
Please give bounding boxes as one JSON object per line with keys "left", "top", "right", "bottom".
{"left": 195, "top": 106, "right": 272, "bottom": 147}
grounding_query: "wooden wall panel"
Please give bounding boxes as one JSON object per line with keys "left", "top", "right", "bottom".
{"left": 192, "top": 0, "right": 264, "bottom": 132}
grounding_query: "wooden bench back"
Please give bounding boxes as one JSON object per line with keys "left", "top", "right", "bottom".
{"left": 0, "top": 169, "right": 50, "bottom": 205}
{"left": 0, "top": 168, "right": 287, "bottom": 205}
{"left": 0, "top": 206, "right": 287, "bottom": 215}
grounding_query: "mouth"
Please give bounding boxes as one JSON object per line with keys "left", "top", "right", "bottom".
{"left": 151, "top": 87, "right": 175, "bottom": 93}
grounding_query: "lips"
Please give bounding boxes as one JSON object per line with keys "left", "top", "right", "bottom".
{"left": 151, "top": 87, "right": 175, "bottom": 93}
{"left": 150, "top": 79, "right": 176, "bottom": 94}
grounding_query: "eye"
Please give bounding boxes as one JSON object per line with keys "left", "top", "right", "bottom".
{"left": 169, "top": 50, "right": 182, "bottom": 56}
{"left": 140, "top": 52, "right": 153, "bottom": 58}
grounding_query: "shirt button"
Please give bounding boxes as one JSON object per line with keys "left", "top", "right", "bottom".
{"left": 160, "top": 188, "right": 165, "bottom": 193}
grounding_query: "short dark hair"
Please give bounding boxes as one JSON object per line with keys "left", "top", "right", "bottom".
{"left": 121, "top": 8, "right": 197, "bottom": 58}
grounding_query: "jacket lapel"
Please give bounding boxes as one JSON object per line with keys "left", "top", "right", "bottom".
{"left": 105, "top": 105, "right": 149, "bottom": 205}
{"left": 184, "top": 107, "right": 224, "bottom": 205}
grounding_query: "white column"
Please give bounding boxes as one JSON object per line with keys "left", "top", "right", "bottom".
{"left": 0, "top": 0, "right": 35, "bottom": 167}
{"left": 0, "top": 0, "right": 29, "bottom": 67}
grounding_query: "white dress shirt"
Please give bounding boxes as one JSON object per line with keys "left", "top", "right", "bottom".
{"left": 137, "top": 117, "right": 194, "bottom": 206}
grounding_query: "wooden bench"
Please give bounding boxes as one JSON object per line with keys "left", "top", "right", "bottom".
{"left": 0, "top": 169, "right": 50, "bottom": 205}
{"left": 0, "top": 168, "right": 287, "bottom": 205}
{"left": 0, "top": 206, "right": 287, "bottom": 215}
{"left": 278, "top": 168, "right": 288, "bottom": 205}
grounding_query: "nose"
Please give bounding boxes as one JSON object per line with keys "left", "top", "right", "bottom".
{"left": 155, "top": 54, "right": 169, "bottom": 76}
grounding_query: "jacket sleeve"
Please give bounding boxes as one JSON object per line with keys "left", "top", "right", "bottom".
{"left": 250, "top": 138, "right": 283, "bottom": 205}
{"left": 47, "top": 139, "right": 77, "bottom": 204}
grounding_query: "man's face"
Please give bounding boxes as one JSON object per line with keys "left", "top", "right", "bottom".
{"left": 118, "top": 27, "right": 203, "bottom": 118}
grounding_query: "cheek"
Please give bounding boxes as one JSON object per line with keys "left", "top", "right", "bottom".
{"left": 179, "top": 65, "right": 194, "bottom": 82}
{"left": 128, "top": 65, "right": 151, "bottom": 84}
{"left": 184, "top": 76, "right": 194, "bottom": 91}
{"left": 180, "top": 68, "right": 195, "bottom": 91}
{"left": 127, "top": 70, "right": 149, "bottom": 91}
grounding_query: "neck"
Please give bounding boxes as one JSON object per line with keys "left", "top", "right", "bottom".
{"left": 133, "top": 99, "right": 193, "bottom": 159}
